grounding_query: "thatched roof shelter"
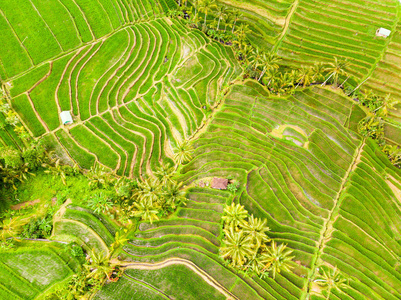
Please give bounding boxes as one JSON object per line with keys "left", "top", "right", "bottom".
{"left": 211, "top": 177, "right": 228, "bottom": 190}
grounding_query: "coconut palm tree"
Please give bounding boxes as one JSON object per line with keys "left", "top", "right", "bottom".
{"left": 243, "top": 215, "right": 270, "bottom": 249}
{"left": 199, "top": 0, "right": 217, "bottom": 27}
{"left": 85, "top": 249, "right": 115, "bottom": 280}
{"left": 193, "top": 0, "right": 200, "bottom": 17}
{"left": 231, "top": 9, "right": 243, "bottom": 33}
{"left": 265, "top": 68, "right": 280, "bottom": 87}
{"left": 220, "top": 226, "right": 254, "bottom": 267}
{"left": 132, "top": 200, "right": 160, "bottom": 224}
{"left": 174, "top": 140, "right": 193, "bottom": 165}
{"left": 322, "top": 57, "right": 348, "bottom": 87}
{"left": 296, "top": 66, "right": 314, "bottom": 88}
{"left": 222, "top": 202, "right": 248, "bottom": 229}
{"left": 375, "top": 93, "right": 400, "bottom": 117}
{"left": 251, "top": 48, "right": 264, "bottom": 72}
{"left": 234, "top": 23, "right": 250, "bottom": 43}
{"left": 312, "top": 62, "right": 326, "bottom": 83}
{"left": 314, "top": 266, "right": 348, "bottom": 300}
{"left": 258, "top": 52, "right": 281, "bottom": 81}
{"left": 132, "top": 177, "right": 161, "bottom": 206}
{"left": 223, "top": 11, "right": 233, "bottom": 33}
{"left": 162, "top": 180, "right": 186, "bottom": 209}
{"left": 110, "top": 229, "right": 130, "bottom": 257}
{"left": 215, "top": 5, "right": 227, "bottom": 31}
{"left": 154, "top": 162, "right": 175, "bottom": 185}
{"left": 260, "top": 242, "right": 294, "bottom": 279}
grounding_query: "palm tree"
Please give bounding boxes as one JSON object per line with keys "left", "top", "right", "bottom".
{"left": 163, "top": 181, "right": 186, "bottom": 209}
{"left": 314, "top": 266, "right": 348, "bottom": 300}
{"left": 222, "top": 203, "right": 248, "bottom": 229}
{"left": 199, "top": 0, "right": 217, "bottom": 27}
{"left": 154, "top": 162, "right": 175, "bottom": 185}
{"left": 322, "top": 57, "right": 348, "bottom": 87}
{"left": 193, "top": 0, "right": 200, "bottom": 18}
{"left": 251, "top": 48, "right": 264, "bottom": 71}
{"left": 174, "top": 140, "right": 193, "bottom": 165}
{"left": 110, "top": 229, "right": 130, "bottom": 256}
{"left": 312, "top": 62, "right": 326, "bottom": 83}
{"left": 375, "top": 93, "right": 400, "bottom": 117}
{"left": 295, "top": 66, "right": 314, "bottom": 88}
{"left": 231, "top": 9, "right": 243, "bottom": 33}
{"left": 0, "top": 216, "right": 24, "bottom": 241}
{"left": 215, "top": 5, "right": 227, "bottom": 31}
{"left": 234, "top": 23, "right": 250, "bottom": 43}
{"left": 132, "top": 177, "right": 161, "bottom": 206}
{"left": 132, "top": 200, "right": 160, "bottom": 224}
{"left": 383, "top": 145, "right": 401, "bottom": 167}
{"left": 85, "top": 249, "right": 115, "bottom": 280}
{"left": 220, "top": 226, "right": 254, "bottom": 267}
{"left": 223, "top": 11, "right": 233, "bottom": 33}
{"left": 87, "top": 192, "right": 113, "bottom": 214}
{"left": 265, "top": 68, "right": 280, "bottom": 87}
{"left": 258, "top": 52, "right": 281, "bottom": 81}
{"left": 243, "top": 215, "right": 270, "bottom": 249}
{"left": 260, "top": 242, "right": 294, "bottom": 279}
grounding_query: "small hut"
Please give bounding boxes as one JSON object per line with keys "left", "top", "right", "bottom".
{"left": 60, "top": 111, "right": 73, "bottom": 125}
{"left": 376, "top": 28, "right": 391, "bottom": 38}
{"left": 211, "top": 177, "right": 228, "bottom": 190}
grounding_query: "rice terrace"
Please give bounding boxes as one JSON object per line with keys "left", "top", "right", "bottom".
{"left": 1, "top": 0, "right": 401, "bottom": 299}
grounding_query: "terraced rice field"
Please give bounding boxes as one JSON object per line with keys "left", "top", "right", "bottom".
{"left": 3, "top": 6, "right": 240, "bottom": 176}
{"left": 275, "top": 0, "right": 399, "bottom": 84}
{"left": 2, "top": 0, "right": 401, "bottom": 299}
{"left": 0, "top": 242, "right": 80, "bottom": 299}
{"left": 212, "top": 0, "right": 296, "bottom": 48}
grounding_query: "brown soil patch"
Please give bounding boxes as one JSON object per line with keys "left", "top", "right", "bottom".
{"left": 11, "top": 199, "right": 40, "bottom": 210}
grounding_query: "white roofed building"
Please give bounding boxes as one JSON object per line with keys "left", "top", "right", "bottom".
{"left": 60, "top": 111, "right": 73, "bottom": 125}
{"left": 376, "top": 28, "right": 391, "bottom": 38}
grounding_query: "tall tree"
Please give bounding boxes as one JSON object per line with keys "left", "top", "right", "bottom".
{"left": 220, "top": 226, "right": 254, "bottom": 267}
{"left": 216, "top": 5, "right": 227, "bottom": 31}
{"left": 174, "top": 140, "right": 193, "bottom": 165}
{"left": 222, "top": 203, "right": 248, "bottom": 229}
{"left": 243, "top": 215, "right": 270, "bottom": 249}
{"left": 260, "top": 242, "right": 294, "bottom": 279}
{"left": 314, "top": 266, "right": 348, "bottom": 300}
{"left": 258, "top": 52, "right": 281, "bottom": 81}
{"left": 231, "top": 9, "right": 243, "bottom": 33}
{"left": 199, "top": 0, "right": 217, "bottom": 27}
{"left": 132, "top": 177, "right": 161, "bottom": 206}
{"left": 322, "top": 57, "right": 348, "bottom": 87}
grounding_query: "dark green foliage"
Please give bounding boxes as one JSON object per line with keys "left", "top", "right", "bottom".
{"left": 21, "top": 211, "right": 53, "bottom": 239}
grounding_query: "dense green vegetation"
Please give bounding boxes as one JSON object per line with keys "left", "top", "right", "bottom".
{"left": 0, "top": 0, "right": 401, "bottom": 299}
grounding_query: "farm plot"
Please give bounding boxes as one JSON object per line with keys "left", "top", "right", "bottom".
{"left": 174, "top": 83, "right": 401, "bottom": 299}
{"left": 0, "top": 0, "right": 172, "bottom": 79}
{"left": 8, "top": 18, "right": 240, "bottom": 177}
{"left": 96, "top": 263, "right": 227, "bottom": 300}
{"left": 363, "top": 22, "right": 401, "bottom": 123}
{"left": 0, "top": 242, "right": 79, "bottom": 299}
{"left": 275, "top": 0, "right": 399, "bottom": 83}
{"left": 210, "top": 0, "right": 295, "bottom": 49}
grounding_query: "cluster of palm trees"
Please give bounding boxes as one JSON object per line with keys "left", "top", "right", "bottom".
{"left": 357, "top": 90, "right": 401, "bottom": 167}
{"left": 220, "top": 203, "right": 294, "bottom": 279}
{"left": 51, "top": 229, "right": 130, "bottom": 299}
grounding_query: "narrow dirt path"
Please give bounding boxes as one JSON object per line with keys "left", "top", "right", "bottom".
{"left": 273, "top": 0, "right": 300, "bottom": 53}
{"left": 119, "top": 258, "right": 239, "bottom": 300}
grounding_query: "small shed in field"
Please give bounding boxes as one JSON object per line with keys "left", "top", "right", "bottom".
{"left": 376, "top": 28, "right": 391, "bottom": 38}
{"left": 211, "top": 177, "right": 228, "bottom": 190}
{"left": 60, "top": 111, "right": 73, "bottom": 125}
